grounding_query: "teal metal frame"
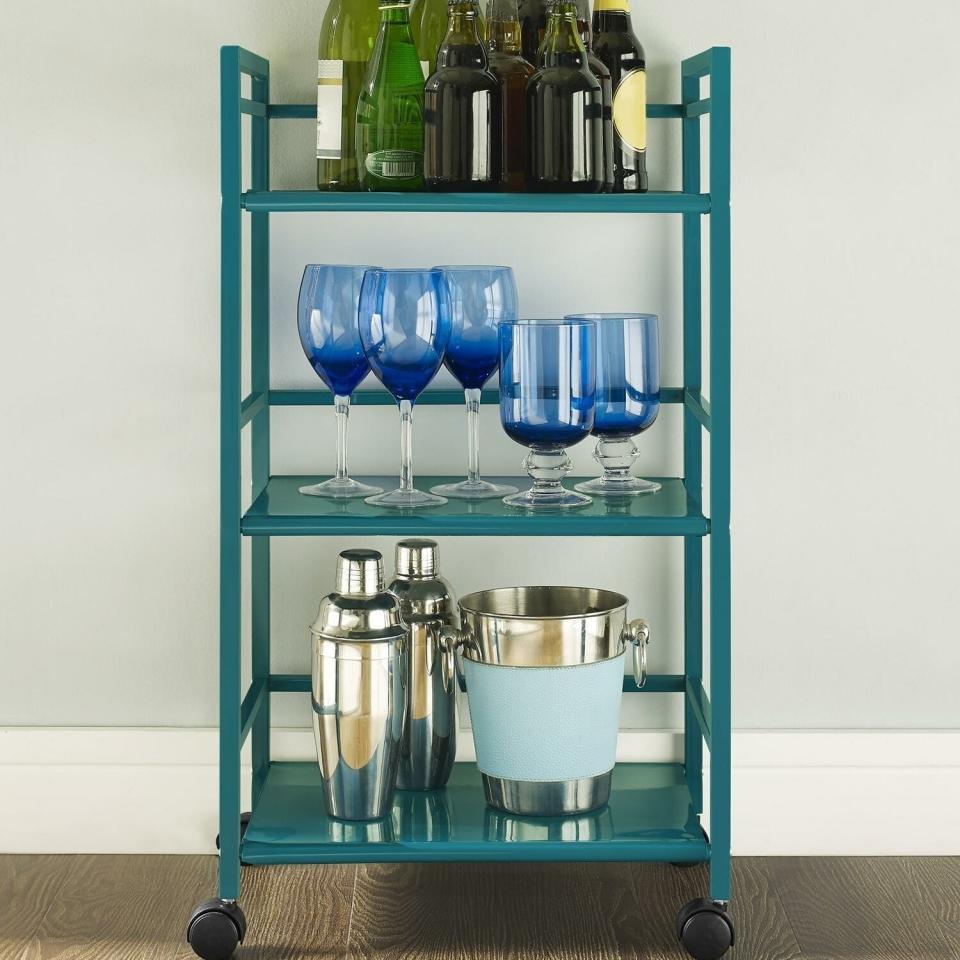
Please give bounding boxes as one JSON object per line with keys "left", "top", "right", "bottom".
{"left": 218, "top": 44, "right": 731, "bottom": 906}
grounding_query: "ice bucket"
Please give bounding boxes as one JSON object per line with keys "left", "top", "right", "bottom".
{"left": 443, "top": 586, "right": 650, "bottom": 816}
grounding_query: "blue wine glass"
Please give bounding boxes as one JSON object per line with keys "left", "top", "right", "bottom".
{"left": 499, "top": 318, "right": 597, "bottom": 509}
{"left": 566, "top": 314, "right": 661, "bottom": 496}
{"left": 358, "top": 268, "right": 452, "bottom": 508}
{"left": 430, "top": 266, "right": 519, "bottom": 500}
{"left": 297, "top": 265, "right": 383, "bottom": 499}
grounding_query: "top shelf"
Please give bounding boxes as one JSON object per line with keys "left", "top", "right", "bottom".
{"left": 241, "top": 191, "right": 711, "bottom": 215}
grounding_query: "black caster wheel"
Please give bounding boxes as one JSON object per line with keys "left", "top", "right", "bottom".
{"left": 677, "top": 898, "right": 735, "bottom": 960}
{"left": 215, "top": 812, "right": 251, "bottom": 851}
{"left": 187, "top": 899, "right": 247, "bottom": 960}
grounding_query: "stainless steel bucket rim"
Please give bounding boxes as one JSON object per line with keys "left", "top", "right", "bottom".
{"left": 458, "top": 585, "right": 629, "bottom": 621}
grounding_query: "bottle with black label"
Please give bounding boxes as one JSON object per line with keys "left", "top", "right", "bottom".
{"left": 591, "top": 0, "right": 648, "bottom": 192}
{"left": 424, "top": 0, "right": 501, "bottom": 190}
{"left": 356, "top": 0, "right": 425, "bottom": 191}
{"left": 316, "top": 0, "right": 381, "bottom": 190}
{"left": 486, "top": 0, "right": 534, "bottom": 191}
{"left": 525, "top": 0, "right": 604, "bottom": 193}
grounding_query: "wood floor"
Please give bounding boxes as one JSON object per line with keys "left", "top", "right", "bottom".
{"left": 0, "top": 856, "right": 957, "bottom": 960}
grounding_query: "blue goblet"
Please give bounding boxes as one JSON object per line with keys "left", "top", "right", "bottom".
{"left": 499, "top": 318, "right": 597, "bottom": 509}
{"left": 297, "top": 265, "right": 383, "bottom": 499}
{"left": 566, "top": 313, "right": 661, "bottom": 496}
{"left": 358, "top": 268, "right": 452, "bottom": 509}
{"left": 430, "top": 266, "right": 519, "bottom": 500}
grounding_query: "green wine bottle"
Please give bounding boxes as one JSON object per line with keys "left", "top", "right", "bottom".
{"left": 356, "top": 0, "right": 426, "bottom": 191}
{"left": 316, "top": 0, "right": 381, "bottom": 190}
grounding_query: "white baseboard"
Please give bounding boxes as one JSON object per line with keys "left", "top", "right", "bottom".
{"left": 1, "top": 727, "right": 957, "bottom": 856}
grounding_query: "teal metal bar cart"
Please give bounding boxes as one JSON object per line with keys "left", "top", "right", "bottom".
{"left": 187, "top": 44, "right": 733, "bottom": 960}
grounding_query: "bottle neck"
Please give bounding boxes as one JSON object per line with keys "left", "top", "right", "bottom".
{"left": 438, "top": 1, "right": 486, "bottom": 68}
{"left": 378, "top": 1, "right": 412, "bottom": 25}
{"left": 540, "top": 1, "right": 587, "bottom": 67}
{"left": 488, "top": 0, "right": 522, "bottom": 54}
{"left": 593, "top": 0, "right": 632, "bottom": 32}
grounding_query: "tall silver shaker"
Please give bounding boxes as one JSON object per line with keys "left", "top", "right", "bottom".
{"left": 310, "top": 549, "right": 407, "bottom": 821}
{"left": 388, "top": 539, "right": 457, "bottom": 790}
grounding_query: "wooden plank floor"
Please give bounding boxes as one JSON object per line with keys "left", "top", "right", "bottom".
{"left": 0, "top": 856, "right": 956, "bottom": 960}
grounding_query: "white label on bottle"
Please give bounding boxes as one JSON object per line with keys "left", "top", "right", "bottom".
{"left": 317, "top": 59, "right": 344, "bottom": 160}
{"left": 421, "top": 60, "right": 430, "bottom": 80}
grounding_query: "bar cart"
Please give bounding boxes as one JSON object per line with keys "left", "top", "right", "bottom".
{"left": 187, "top": 44, "right": 732, "bottom": 960}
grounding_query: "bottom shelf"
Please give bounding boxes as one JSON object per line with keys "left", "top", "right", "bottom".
{"left": 241, "top": 762, "right": 708, "bottom": 864}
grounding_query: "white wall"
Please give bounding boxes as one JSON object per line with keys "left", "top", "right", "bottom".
{"left": 2, "top": 0, "right": 960, "bottom": 745}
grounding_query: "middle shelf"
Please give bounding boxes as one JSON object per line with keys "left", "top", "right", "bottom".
{"left": 241, "top": 476, "right": 708, "bottom": 537}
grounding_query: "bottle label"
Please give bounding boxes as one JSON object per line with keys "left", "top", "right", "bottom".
{"left": 594, "top": 0, "right": 630, "bottom": 10}
{"left": 365, "top": 149, "right": 422, "bottom": 179}
{"left": 612, "top": 68, "right": 646, "bottom": 152}
{"left": 316, "top": 59, "right": 344, "bottom": 159}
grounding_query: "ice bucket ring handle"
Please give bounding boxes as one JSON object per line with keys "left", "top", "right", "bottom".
{"left": 436, "top": 627, "right": 478, "bottom": 694}
{"left": 625, "top": 618, "right": 651, "bottom": 689}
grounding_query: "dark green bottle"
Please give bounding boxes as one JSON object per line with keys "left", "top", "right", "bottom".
{"left": 424, "top": 0, "right": 501, "bottom": 190}
{"left": 525, "top": 0, "right": 604, "bottom": 192}
{"left": 592, "top": 0, "right": 648, "bottom": 192}
{"left": 356, "top": 0, "right": 425, "bottom": 191}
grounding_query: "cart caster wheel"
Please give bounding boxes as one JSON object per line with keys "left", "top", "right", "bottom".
{"left": 215, "top": 812, "right": 251, "bottom": 851}
{"left": 677, "top": 898, "right": 735, "bottom": 960}
{"left": 187, "top": 899, "right": 246, "bottom": 960}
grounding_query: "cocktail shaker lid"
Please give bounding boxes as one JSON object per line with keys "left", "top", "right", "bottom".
{"left": 310, "top": 549, "right": 406, "bottom": 644}
{"left": 336, "top": 548, "right": 384, "bottom": 596}
{"left": 395, "top": 538, "right": 439, "bottom": 578}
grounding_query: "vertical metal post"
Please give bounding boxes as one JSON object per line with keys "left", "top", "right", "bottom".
{"left": 681, "top": 67, "right": 704, "bottom": 817}
{"left": 707, "top": 47, "right": 732, "bottom": 903}
{"left": 218, "top": 46, "right": 243, "bottom": 903}
{"left": 250, "top": 68, "right": 271, "bottom": 809}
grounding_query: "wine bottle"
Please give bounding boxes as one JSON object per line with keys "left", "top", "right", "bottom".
{"left": 580, "top": 9, "right": 615, "bottom": 193}
{"left": 356, "top": 0, "right": 425, "bottom": 191}
{"left": 591, "top": 0, "right": 648, "bottom": 192}
{"left": 520, "top": 0, "right": 614, "bottom": 193}
{"left": 425, "top": 1, "right": 501, "bottom": 190}
{"left": 487, "top": 0, "right": 534, "bottom": 191}
{"left": 316, "top": 0, "right": 381, "bottom": 190}
{"left": 417, "top": 0, "right": 487, "bottom": 73}
{"left": 517, "top": 0, "right": 546, "bottom": 66}
{"left": 525, "top": 0, "right": 604, "bottom": 192}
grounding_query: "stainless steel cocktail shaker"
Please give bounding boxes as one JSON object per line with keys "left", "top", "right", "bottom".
{"left": 310, "top": 549, "right": 407, "bottom": 821}
{"left": 387, "top": 539, "right": 458, "bottom": 790}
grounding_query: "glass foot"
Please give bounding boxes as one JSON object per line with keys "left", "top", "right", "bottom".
{"left": 365, "top": 488, "right": 448, "bottom": 509}
{"left": 430, "top": 478, "right": 519, "bottom": 500}
{"left": 574, "top": 476, "right": 661, "bottom": 497}
{"left": 299, "top": 477, "right": 383, "bottom": 499}
{"left": 503, "top": 486, "right": 592, "bottom": 510}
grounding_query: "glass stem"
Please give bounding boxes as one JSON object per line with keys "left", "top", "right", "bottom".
{"left": 334, "top": 394, "right": 350, "bottom": 481}
{"left": 465, "top": 388, "right": 481, "bottom": 485}
{"left": 399, "top": 398, "right": 415, "bottom": 493}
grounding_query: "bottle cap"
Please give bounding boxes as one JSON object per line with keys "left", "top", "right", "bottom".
{"left": 395, "top": 539, "right": 439, "bottom": 578}
{"left": 336, "top": 549, "right": 384, "bottom": 596}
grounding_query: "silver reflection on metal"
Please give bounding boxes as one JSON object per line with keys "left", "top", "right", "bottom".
{"left": 310, "top": 549, "right": 407, "bottom": 822}
{"left": 482, "top": 772, "right": 613, "bottom": 817}
{"left": 455, "top": 585, "right": 649, "bottom": 685}
{"left": 388, "top": 539, "right": 458, "bottom": 791}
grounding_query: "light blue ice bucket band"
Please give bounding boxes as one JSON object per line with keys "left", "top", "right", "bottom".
{"left": 464, "top": 652, "right": 625, "bottom": 782}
